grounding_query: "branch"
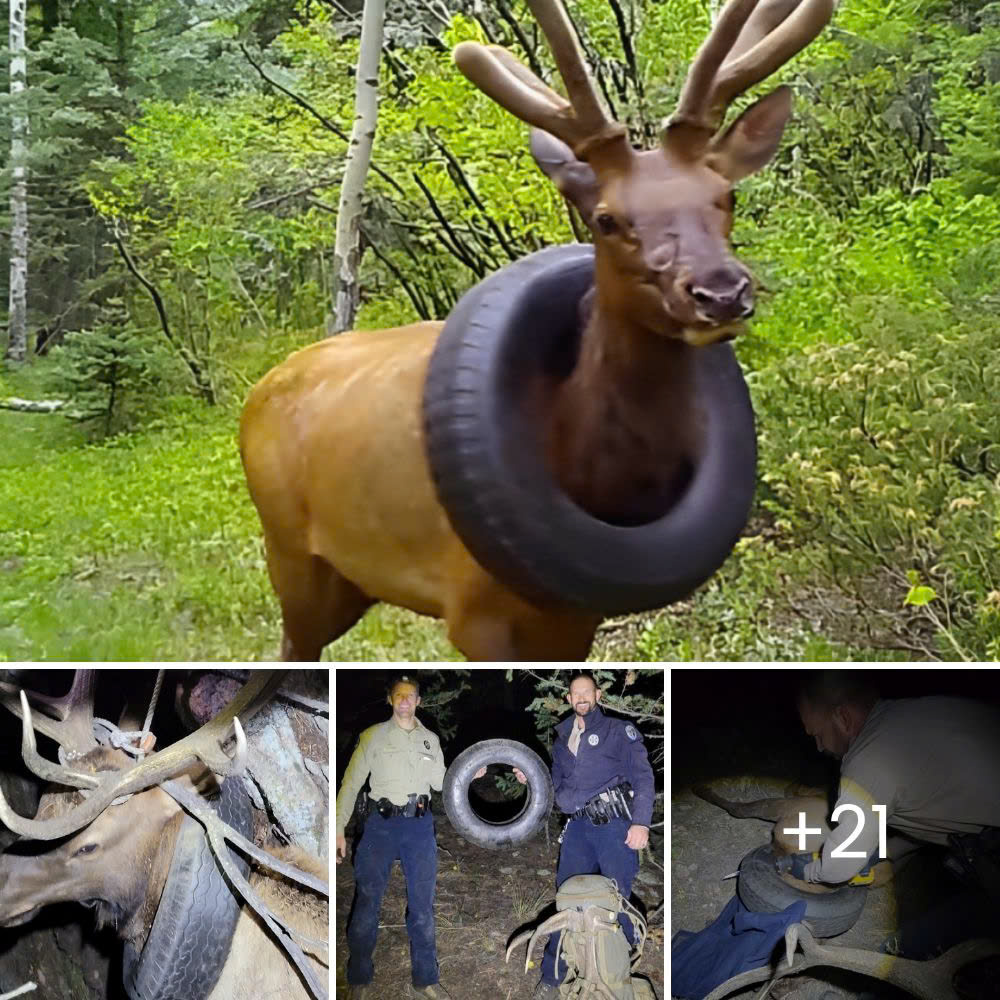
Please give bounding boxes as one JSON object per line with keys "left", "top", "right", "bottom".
{"left": 240, "top": 44, "right": 345, "bottom": 139}
{"left": 359, "top": 223, "right": 432, "bottom": 321}
{"left": 110, "top": 222, "right": 215, "bottom": 404}
{"left": 0, "top": 397, "right": 67, "bottom": 412}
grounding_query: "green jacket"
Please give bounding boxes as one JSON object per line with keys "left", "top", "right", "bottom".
{"left": 336, "top": 715, "right": 446, "bottom": 837}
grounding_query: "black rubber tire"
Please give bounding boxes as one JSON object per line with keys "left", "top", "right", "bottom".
{"left": 122, "top": 778, "right": 253, "bottom": 1000}
{"left": 442, "top": 739, "right": 553, "bottom": 850}
{"left": 736, "top": 845, "right": 867, "bottom": 939}
{"left": 422, "top": 244, "right": 757, "bottom": 614}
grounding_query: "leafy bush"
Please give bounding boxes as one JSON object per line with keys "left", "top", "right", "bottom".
{"left": 753, "top": 296, "right": 1000, "bottom": 660}
{"left": 48, "top": 323, "right": 172, "bottom": 436}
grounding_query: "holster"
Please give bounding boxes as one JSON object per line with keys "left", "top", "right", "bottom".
{"left": 376, "top": 793, "right": 430, "bottom": 819}
{"left": 574, "top": 782, "right": 633, "bottom": 825}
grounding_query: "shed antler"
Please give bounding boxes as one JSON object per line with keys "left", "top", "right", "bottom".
{"left": 0, "top": 670, "right": 285, "bottom": 840}
{"left": 702, "top": 921, "right": 1000, "bottom": 1000}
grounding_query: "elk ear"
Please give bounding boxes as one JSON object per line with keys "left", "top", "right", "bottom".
{"left": 707, "top": 86, "right": 793, "bottom": 183}
{"left": 530, "top": 128, "right": 600, "bottom": 219}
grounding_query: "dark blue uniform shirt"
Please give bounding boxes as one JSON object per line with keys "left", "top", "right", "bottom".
{"left": 551, "top": 706, "right": 655, "bottom": 826}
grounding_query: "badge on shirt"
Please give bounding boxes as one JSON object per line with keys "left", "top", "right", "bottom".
{"left": 625, "top": 725, "right": 639, "bottom": 741}
{"left": 588, "top": 734, "right": 599, "bottom": 746}
{"left": 423, "top": 740, "right": 431, "bottom": 750}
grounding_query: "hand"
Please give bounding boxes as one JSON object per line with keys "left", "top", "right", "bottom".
{"left": 336, "top": 835, "right": 347, "bottom": 864}
{"left": 474, "top": 766, "right": 487, "bottom": 779}
{"left": 513, "top": 768, "right": 527, "bottom": 784}
{"left": 624, "top": 824, "right": 648, "bottom": 850}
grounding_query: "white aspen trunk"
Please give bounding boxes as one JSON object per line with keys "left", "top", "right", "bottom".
{"left": 6, "top": 0, "right": 28, "bottom": 363}
{"left": 331, "top": 0, "right": 386, "bottom": 335}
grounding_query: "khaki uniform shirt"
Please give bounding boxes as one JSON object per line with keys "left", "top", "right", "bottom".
{"left": 812, "top": 697, "right": 1000, "bottom": 883}
{"left": 335, "top": 716, "right": 446, "bottom": 837}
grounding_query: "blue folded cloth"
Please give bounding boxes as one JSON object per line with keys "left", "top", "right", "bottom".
{"left": 670, "top": 895, "right": 807, "bottom": 999}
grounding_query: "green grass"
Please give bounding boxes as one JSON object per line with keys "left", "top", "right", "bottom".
{"left": 0, "top": 327, "right": 947, "bottom": 663}
{"left": 0, "top": 339, "right": 465, "bottom": 661}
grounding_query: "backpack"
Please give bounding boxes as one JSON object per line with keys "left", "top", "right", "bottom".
{"left": 506, "top": 874, "right": 657, "bottom": 1000}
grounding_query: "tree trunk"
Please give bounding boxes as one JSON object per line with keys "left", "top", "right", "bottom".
{"left": 330, "top": 0, "right": 386, "bottom": 335}
{"left": 6, "top": 0, "right": 28, "bottom": 364}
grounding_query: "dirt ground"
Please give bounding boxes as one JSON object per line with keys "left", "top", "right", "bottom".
{"left": 672, "top": 776, "right": 998, "bottom": 1000}
{"left": 336, "top": 803, "right": 665, "bottom": 999}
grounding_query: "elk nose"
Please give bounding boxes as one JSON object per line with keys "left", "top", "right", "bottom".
{"left": 687, "top": 270, "right": 754, "bottom": 322}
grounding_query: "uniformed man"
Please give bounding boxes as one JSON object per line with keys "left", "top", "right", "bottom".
{"left": 336, "top": 675, "right": 454, "bottom": 1000}
{"left": 794, "top": 670, "right": 1000, "bottom": 972}
{"left": 527, "top": 671, "right": 656, "bottom": 1000}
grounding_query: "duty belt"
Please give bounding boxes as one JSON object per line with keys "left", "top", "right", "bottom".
{"left": 375, "top": 793, "right": 430, "bottom": 819}
{"left": 571, "top": 781, "right": 633, "bottom": 825}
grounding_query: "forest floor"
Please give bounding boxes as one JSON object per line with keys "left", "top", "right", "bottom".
{"left": 335, "top": 804, "right": 665, "bottom": 1000}
{"left": 0, "top": 342, "right": 909, "bottom": 662}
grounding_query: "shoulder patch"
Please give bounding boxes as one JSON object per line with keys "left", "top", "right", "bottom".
{"left": 423, "top": 739, "right": 431, "bottom": 750}
{"left": 625, "top": 725, "right": 639, "bottom": 741}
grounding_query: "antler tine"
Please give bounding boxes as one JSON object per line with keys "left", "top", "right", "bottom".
{"left": 668, "top": 0, "right": 760, "bottom": 136}
{"left": 454, "top": 0, "right": 627, "bottom": 163}
{"left": 667, "top": 0, "right": 834, "bottom": 146}
{"left": 0, "top": 669, "right": 99, "bottom": 759}
{"left": 504, "top": 927, "right": 535, "bottom": 964}
{"left": 0, "top": 670, "right": 285, "bottom": 841}
{"left": 454, "top": 42, "right": 583, "bottom": 148}
{"left": 525, "top": 0, "right": 610, "bottom": 139}
{"left": 707, "top": 0, "right": 836, "bottom": 119}
{"left": 524, "top": 914, "right": 567, "bottom": 974}
{"left": 17, "top": 691, "right": 100, "bottom": 790}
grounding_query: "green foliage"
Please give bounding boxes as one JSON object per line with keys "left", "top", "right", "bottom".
{"left": 753, "top": 295, "right": 1000, "bottom": 660}
{"left": 514, "top": 669, "right": 664, "bottom": 770}
{"left": 6, "top": 1, "right": 1000, "bottom": 659}
{"left": 48, "top": 323, "right": 171, "bottom": 436}
{"left": 416, "top": 670, "right": 472, "bottom": 741}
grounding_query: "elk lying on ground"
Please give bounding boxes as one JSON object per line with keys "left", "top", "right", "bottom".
{"left": 693, "top": 782, "right": 832, "bottom": 855}
{"left": 0, "top": 671, "right": 329, "bottom": 1000}
{"left": 240, "top": 0, "right": 835, "bottom": 661}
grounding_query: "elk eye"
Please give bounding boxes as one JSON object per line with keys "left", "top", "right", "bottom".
{"left": 74, "top": 843, "right": 98, "bottom": 857}
{"left": 594, "top": 212, "right": 618, "bottom": 236}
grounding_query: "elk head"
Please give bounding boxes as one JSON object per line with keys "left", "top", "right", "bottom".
{"left": 0, "top": 670, "right": 281, "bottom": 940}
{"left": 454, "top": 0, "right": 834, "bottom": 345}
{"left": 0, "top": 746, "right": 186, "bottom": 946}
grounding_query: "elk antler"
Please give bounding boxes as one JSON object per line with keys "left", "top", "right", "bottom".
{"left": 453, "top": 0, "right": 628, "bottom": 165}
{"left": 701, "top": 921, "right": 1000, "bottom": 1000}
{"left": 0, "top": 670, "right": 100, "bottom": 789}
{"left": 0, "top": 670, "right": 285, "bottom": 840}
{"left": 666, "top": 0, "right": 835, "bottom": 146}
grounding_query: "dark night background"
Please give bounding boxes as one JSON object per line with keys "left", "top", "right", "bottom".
{"left": 335, "top": 667, "right": 666, "bottom": 788}
{"left": 334, "top": 667, "right": 666, "bottom": 999}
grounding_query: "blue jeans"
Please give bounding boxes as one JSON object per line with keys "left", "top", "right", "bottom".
{"left": 346, "top": 812, "right": 439, "bottom": 987}
{"left": 541, "top": 817, "right": 640, "bottom": 986}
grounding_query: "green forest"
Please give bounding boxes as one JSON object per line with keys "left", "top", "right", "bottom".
{"left": 1, "top": 0, "right": 998, "bottom": 661}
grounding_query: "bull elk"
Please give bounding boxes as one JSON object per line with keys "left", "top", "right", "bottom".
{"left": 0, "top": 670, "right": 329, "bottom": 1000}
{"left": 240, "top": 0, "right": 835, "bottom": 661}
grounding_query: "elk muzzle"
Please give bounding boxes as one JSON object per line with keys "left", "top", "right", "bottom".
{"left": 687, "top": 265, "right": 754, "bottom": 324}
{"left": 0, "top": 844, "right": 66, "bottom": 926}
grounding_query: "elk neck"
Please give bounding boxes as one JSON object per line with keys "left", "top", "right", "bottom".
{"left": 546, "top": 264, "right": 703, "bottom": 527}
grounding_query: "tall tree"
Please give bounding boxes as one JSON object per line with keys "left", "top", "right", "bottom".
{"left": 6, "top": 0, "right": 28, "bottom": 363}
{"left": 331, "top": 0, "right": 385, "bottom": 334}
